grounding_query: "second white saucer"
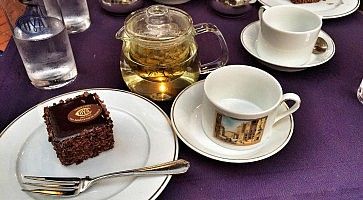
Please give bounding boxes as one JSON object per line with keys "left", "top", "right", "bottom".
{"left": 240, "top": 21, "right": 336, "bottom": 72}
{"left": 171, "top": 80, "right": 294, "bottom": 163}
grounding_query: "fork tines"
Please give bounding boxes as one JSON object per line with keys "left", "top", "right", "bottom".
{"left": 22, "top": 181, "right": 78, "bottom": 188}
{"left": 21, "top": 188, "right": 78, "bottom": 196}
{"left": 23, "top": 175, "right": 81, "bottom": 182}
{"left": 22, "top": 175, "right": 81, "bottom": 196}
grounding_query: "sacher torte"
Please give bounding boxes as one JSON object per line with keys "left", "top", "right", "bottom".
{"left": 43, "top": 92, "right": 114, "bottom": 165}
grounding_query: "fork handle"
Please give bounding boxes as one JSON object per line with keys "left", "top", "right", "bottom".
{"left": 93, "top": 159, "right": 190, "bottom": 181}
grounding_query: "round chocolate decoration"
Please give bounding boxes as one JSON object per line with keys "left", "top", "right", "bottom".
{"left": 68, "top": 104, "right": 102, "bottom": 123}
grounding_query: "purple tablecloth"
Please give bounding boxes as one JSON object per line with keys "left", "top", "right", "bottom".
{"left": 1, "top": 0, "right": 362, "bottom": 199}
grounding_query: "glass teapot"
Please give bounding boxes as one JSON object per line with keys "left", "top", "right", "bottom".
{"left": 115, "top": 5, "right": 229, "bottom": 101}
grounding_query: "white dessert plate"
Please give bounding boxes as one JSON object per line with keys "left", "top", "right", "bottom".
{"left": 241, "top": 21, "right": 335, "bottom": 72}
{"left": 171, "top": 81, "right": 294, "bottom": 163}
{"left": 0, "top": 89, "right": 178, "bottom": 200}
{"left": 258, "top": 0, "right": 360, "bottom": 19}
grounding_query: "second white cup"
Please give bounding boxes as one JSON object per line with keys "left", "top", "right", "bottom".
{"left": 256, "top": 5, "right": 322, "bottom": 66}
{"left": 201, "top": 65, "right": 301, "bottom": 150}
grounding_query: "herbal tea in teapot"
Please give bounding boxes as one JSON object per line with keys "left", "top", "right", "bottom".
{"left": 127, "top": 38, "right": 197, "bottom": 82}
{"left": 121, "top": 39, "right": 200, "bottom": 100}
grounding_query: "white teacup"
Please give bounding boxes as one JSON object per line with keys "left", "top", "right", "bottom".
{"left": 201, "top": 65, "right": 301, "bottom": 150}
{"left": 256, "top": 5, "right": 322, "bottom": 66}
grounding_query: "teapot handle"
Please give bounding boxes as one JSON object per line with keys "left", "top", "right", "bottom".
{"left": 194, "top": 23, "right": 229, "bottom": 74}
{"left": 115, "top": 26, "right": 124, "bottom": 40}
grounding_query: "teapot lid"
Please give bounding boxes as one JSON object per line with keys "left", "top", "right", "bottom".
{"left": 124, "top": 5, "right": 193, "bottom": 42}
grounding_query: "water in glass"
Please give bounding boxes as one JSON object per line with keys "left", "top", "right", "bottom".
{"left": 58, "top": 0, "right": 91, "bottom": 33}
{"left": 13, "top": 16, "right": 77, "bottom": 89}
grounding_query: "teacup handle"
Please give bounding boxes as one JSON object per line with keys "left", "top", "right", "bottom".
{"left": 274, "top": 93, "right": 301, "bottom": 124}
{"left": 258, "top": 5, "right": 269, "bottom": 20}
{"left": 194, "top": 23, "right": 229, "bottom": 74}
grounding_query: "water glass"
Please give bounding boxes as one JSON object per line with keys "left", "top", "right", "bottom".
{"left": 209, "top": 0, "right": 256, "bottom": 17}
{"left": 58, "top": 0, "right": 91, "bottom": 34}
{"left": 1, "top": 0, "right": 78, "bottom": 89}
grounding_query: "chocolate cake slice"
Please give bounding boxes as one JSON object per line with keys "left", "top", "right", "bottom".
{"left": 43, "top": 92, "right": 114, "bottom": 165}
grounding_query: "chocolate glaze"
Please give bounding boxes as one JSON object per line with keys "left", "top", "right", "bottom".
{"left": 47, "top": 93, "right": 108, "bottom": 139}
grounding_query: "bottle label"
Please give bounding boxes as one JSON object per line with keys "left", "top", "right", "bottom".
{"left": 16, "top": 6, "right": 47, "bottom": 34}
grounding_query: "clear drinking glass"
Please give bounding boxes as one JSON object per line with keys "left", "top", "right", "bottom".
{"left": 0, "top": 0, "right": 77, "bottom": 89}
{"left": 209, "top": 0, "right": 256, "bottom": 17}
{"left": 357, "top": 79, "right": 363, "bottom": 104}
{"left": 58, "top": 0, "right": 91, "bottom": 34}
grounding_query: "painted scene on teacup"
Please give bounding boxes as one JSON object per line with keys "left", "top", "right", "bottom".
{"left": 214, "top": 113, "right": 267, "bottom": 146}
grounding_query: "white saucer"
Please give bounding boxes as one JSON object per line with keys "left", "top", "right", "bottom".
{"left": 258, "top": 0, "right": 360, "bottom": 19}
{"left": 170, "top": 81, "right": 294, "bottom": 163}
{"left": 240, "top": 21, "right": 336, "bottom": 72}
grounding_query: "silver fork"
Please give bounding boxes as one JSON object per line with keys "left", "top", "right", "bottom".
{"left": 22, "top": 159, "right": 190, "bottom": 197}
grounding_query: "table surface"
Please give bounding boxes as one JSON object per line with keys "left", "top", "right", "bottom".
{"left": 1, "top": 0, "right": 362, "bottom": 199}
